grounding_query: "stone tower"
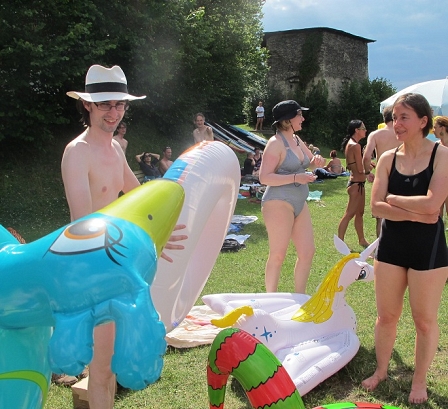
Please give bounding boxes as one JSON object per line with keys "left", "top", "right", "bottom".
{"left": 262, "top": 27, "right": 375, "bottom": 102}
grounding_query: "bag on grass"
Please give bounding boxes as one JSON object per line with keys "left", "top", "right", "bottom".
{"left": 221, "top": 238, "right": 246, "bottom": 252}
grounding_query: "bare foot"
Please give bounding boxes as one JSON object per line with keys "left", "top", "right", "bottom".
{"left": 359, "top": 241, "right": 370, "bottom": 248}
{"left": 361, "top": 372, "right": 387, "bottom": 391}
{"left": 409, "top": 382, "right": 428, "bottom": 404}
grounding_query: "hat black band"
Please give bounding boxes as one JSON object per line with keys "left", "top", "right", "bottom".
{"left": 85, "top": 82, "right": 128, "bottom": 94}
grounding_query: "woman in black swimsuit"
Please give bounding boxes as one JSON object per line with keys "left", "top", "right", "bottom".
{"left": 362, "top": 93, "right": 448, "bottom": 404}
{"left": 337, "top": 120, "right": 370, "bottom": 248}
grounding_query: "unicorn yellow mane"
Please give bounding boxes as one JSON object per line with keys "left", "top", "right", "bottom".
{"left": 291, "top": 253, "right": 359, "bottom": 323}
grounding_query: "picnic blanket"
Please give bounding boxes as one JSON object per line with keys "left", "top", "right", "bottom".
{"left": 165, "top": 305, "right": 224, "bottom": 348}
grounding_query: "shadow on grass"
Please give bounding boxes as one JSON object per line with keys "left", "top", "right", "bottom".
{"left": 229, "top": 377, "right": 254, "bottom": 408}
{"left": 326, "top": 346, "right": 448, "bottom": 409}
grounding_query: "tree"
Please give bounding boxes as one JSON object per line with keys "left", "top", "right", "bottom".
{"left": 0, "top": 1, "right": 121, "bottom": 144}
{"left": 327, "top": 78, "right": 396, "bottom": 150}
{"left": 296, "top": 80, "right": 331, "bottom": 146}
{"left": 0, "top": 0, "right": 267, "bottom": 146}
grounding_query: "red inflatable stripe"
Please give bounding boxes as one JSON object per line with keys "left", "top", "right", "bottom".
{"left": 246, "top": 366, "right": 298, "bottom": 407}
{"left": 207, "top": 365, "right": 227, "bottom": 389}
{"left": 214, "top": 331, "right": 258, "bottom": 373}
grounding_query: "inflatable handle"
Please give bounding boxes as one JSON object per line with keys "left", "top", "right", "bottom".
{"left": 211, "top": 305, "right": 254, "bottom": 328}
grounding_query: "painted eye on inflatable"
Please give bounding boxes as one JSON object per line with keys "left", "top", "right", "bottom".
{"left": 357, "top": 268, "right": 368, "bottom": 281}
{"left": 48, "top": 218, "right": 126, "bottom": 265}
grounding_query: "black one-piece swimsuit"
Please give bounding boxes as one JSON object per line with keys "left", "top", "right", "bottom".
{"left": 376, "top": 144, "right": 448, "bottom": 270}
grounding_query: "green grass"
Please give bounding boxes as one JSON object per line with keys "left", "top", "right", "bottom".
{"left": 2, "top": 134, "right": 448, "bottom": 409}
{"left": 37, "top": 181, "right": 448, "bottom": 408}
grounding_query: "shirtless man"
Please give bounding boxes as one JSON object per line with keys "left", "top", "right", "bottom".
{"left": 193, "top": 113, "right": 213, "bottom": 144}
{"left": 63, "top": 65, "right": 185, "bottom": 409}
{"left": 362, "top": 105, "right": 401, "bottom": 236}
{"left": 112, "top": 121, "right": 128, "bottom": 154}
{"left": 159, "top": 146, "right": 173, "bottom": 176}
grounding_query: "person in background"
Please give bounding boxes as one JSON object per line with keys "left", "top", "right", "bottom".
{"left": 433, "top": 115, "right": 448, "bottom": 219}
{"left": 362, "top": 93, "right": 448, "bottom": 404}
{"left": 242, "top": 151, "right": 255, "bottom": 176}
{"left": 113, "top": 121, "right": 128, "bottom": 154}
{"left": 136, "top": 151, "right": 161, "bottom": 182}
{"left": 433, "top": 116, "right": 448, "bottom": 144}
{"left": 193, "top": 113, "right": 213, "bottom": 144}
{"left": 63, "top": 64, "right": 186, "bottom": 409}
{"left": 308, "top": 144, "right": 320, "bottom": 155}
{"left": 259, "top": 100, "right": 325, "bottom": 293}
{"left": 254, "top": 101, "right": 265, "bottom": 131}
{"left": 323, "top": 150, "right": 344, "bottom": 174}
{"left": 337, "top": 120, "right": 370, "bottom": 248}
{"left": 253, "top": 146, "right": 263, "bottom": 175}
{"left": 159, "top": 146, "right": 173, "bottom": 176}
{"left": 362, "top": 105, "right": 401, "bottom": 236}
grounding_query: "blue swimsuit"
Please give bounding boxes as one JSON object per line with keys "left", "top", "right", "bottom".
{"left": 262, "top": 132, "right": 311, "bottom": 217}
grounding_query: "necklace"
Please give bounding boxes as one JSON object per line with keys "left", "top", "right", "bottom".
{"left": 293, "top": 135, "right": 300, "bottom": 146}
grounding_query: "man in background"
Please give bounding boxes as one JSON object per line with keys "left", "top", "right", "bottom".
{"left": 113, "top": 121, "right": 128, "bottom": 154}
{"left": 193, "top": 113, "right": 213, "bottom": 143}
{"left": 254, "top": 101, "right": 265, "bottom": 131}
{"left": 362, "top": 105, "right": 401, "bottom": 236}
{"left": 159, "top": 146, "right": 173, "bottom": 176}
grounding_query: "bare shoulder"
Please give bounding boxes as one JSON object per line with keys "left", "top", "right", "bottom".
{"left": 379, "top": 147, "right": 396, "bottom": 160}
{"left": 367, "top": 128, "right": 380, "bottom": 140}
{"left": 376, "top": 148, "right": 395, "bottom": 170}
{"left": 347, "top": 141, "right": 361, "bottom": 153}
{"left": 435, "top": 142, "right": 448, "bottom": 163}
{"left": 265, "top": 134, "right": 283, "bottom": 152}
{"left": 111, "top": 138, "right": 123, "bottom": 151}
{"left": 63, "top": 134, "right": 91, "bottom": 160}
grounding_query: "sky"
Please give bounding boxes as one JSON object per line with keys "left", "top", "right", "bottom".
{"left": 261, "top": 0, "right": 448, "bottom": 92}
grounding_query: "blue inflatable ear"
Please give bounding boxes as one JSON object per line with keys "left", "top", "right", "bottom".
{"left": 0, "top": 179, "right": 185, "bottom": 408}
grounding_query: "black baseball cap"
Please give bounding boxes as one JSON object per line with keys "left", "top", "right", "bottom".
{"left": 272, "top": 100, "right": 309, "bottom": 125}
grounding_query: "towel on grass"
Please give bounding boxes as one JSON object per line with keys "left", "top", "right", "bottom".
{"left": 307, "top": 191, "right": 322, "bottom": 201}
{"left": 166, "top": 305, "right": 224, "bottom": 348}
{"left": 231, "top": 215, "right": 258, "bottom": 224}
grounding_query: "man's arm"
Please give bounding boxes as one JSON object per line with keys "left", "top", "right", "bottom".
{"left": 206, "top": 127, "right": 214, "bottom": 141}
{"left": 61, "top": 141, "right": 93, "bottom": 221}
{"left": 362, "top": 132, "right": 377, "bottom": 174}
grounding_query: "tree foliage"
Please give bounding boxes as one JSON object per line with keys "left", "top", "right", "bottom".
{"left": 259, "top": 77, "right": 395, "bottom": 151}
{"left": 0, "top": 0, "right": 266, "bottom": 145}
{"left": 328, "top": 77, "right": 396, "bottom": 150}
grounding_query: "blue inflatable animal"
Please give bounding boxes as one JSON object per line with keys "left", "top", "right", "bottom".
{"left": 0, "top": 178, "right": 184, "bottom": 408}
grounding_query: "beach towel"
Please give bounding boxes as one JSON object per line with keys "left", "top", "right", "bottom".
{"left": 307, "top": 191, "right": 322, "bottom": 201}
{"left": 165, "top": 305, "right": 224, "bottom": 348}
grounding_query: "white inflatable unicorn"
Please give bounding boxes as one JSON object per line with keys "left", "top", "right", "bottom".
{"left": 203, "top": 236, "right": 378, "bottom": 396}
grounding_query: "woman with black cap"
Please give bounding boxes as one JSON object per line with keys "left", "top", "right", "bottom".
{"left": 259, "top": 100, "right": 325, "bottom": 293}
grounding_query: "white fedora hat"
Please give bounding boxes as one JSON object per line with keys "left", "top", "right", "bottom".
{"left": 67, "top": 65, "right": 146, "bottom": 102}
